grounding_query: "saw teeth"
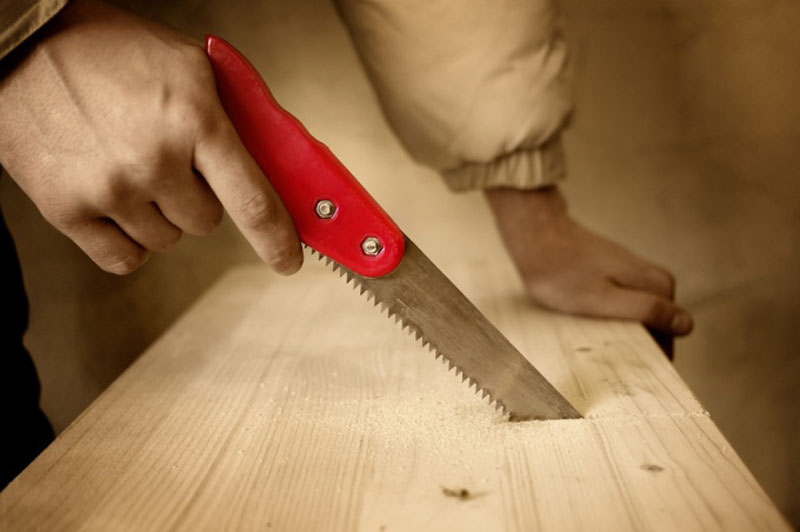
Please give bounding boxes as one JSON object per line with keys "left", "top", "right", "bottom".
{"left": 309, "top": 247, "right": 510, "bottom": 420}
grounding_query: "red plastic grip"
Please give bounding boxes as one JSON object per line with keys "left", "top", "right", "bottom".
{"left": 205, "top": 35, "right": 404, "bottom": 278}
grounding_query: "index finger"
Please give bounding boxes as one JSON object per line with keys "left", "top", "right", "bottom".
{"left": 193, "top": 114, "right": 303, "bottom": 275}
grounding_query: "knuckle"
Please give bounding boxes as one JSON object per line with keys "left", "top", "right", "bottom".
{"left": 182, "top": 96, "right": 214, "bottom": 129}
{"left": 643, "top": 298, "right": 672, "bottom": 327}
{"left": 662, "top": 270, "right": 677, "bottom": 295}
{"left": 172, "top": 87, "right": 220, "bottom": 139}
{"left": 647, "top": 265, "right": 676, "bottom": 296}
{"left": 567, "top": 288, "right": 607, "bottom": 317}
{"left": 184, "top": 46, "right": 217, "bottom": 93}
{"left": 167, "top": 91, "right": 219, "bottom": 141}
{"left": 147, "top": 171, "right": 186, "bottom": 198}
{"left": 237, "top": 193, "right": 278, "bottom": 230}
{"left": 525, "top": 279, "right": 562, "bottom": 310}
{"left": 141, "top": 169, "right": 169, "bottom": 191}
{"left": 183, "top": 44, "right": 212, "bottom": 71}
{"left": 525, "top": 276, "right": 586, "bottom": 315}
{"left": 39, "top": 202, "right": 82, "bottom": 230}
{"left": 189, "top": 105, "right": 224, "bottom": 144}
{"left": 147, "top": 175, "right": 171, "bottom": 195}
{"left": 141, "top": 146, "right": 176, "bottom": 181}
{"left": 94, "top": 172, "right": 130, "bottom": 212}
{"left": 193, "top": 205, "right": 224, "bottom": 235}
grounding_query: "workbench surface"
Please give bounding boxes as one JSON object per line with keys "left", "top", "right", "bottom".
{"left": 0, "top": 262, "right": 789, "bottom": 531}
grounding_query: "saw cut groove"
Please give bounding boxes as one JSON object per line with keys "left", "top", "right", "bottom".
{"left": 305, "top": 245, "right": 510, "bottom": 417}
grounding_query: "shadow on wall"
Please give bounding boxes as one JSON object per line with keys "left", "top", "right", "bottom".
{"left": 559, "top": 0, "right": 800, "bottom": 524}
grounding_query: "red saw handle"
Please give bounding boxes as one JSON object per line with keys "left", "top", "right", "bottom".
{"left": 205, "top": 35, "right": 404, "bottom": 278}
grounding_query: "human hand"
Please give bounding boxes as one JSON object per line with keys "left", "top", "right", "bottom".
{"left": 485, "top": 186, "right": 693, "bottom": 337}
{"left": 0, "top": 0, "right": 302, "bottom": 275}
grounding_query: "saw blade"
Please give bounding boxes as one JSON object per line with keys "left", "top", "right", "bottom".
{"left": 308, "top": 235, "right": 581, "bottom": 421}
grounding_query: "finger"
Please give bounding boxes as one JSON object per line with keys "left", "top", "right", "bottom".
{"left": 64, "top": 217, "right": 150, "bottom": 275}
{"left": 111, "top": 202, "right": 183, "bottom": 251}
{"left": 607, "top": 251, "right": 676, "bottom": 300}
{"left": 193, "top": 114, "right": 302, "bottom": 275}
{"left": 583, "top": 284, "right": 694, "bottom": 336}
{"left": 154, "top": 170, "right": 224, "bottom": 236}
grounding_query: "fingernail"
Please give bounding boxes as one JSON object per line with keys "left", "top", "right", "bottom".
{"left": 671, "top": 312, "right": 693, "bottom": 335}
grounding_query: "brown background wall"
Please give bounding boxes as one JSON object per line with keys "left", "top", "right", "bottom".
{"left": 1, "top": 0, "right": 797, "bottom": 524}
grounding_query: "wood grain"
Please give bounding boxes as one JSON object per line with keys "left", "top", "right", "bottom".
{"left": 0, "top": 259, "right": 790, "bottom": 531}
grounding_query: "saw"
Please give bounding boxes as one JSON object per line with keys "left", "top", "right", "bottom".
{"left": 205, "top": 36, "right": 581, "bottom": 421}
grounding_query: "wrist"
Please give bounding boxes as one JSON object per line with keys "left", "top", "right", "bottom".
{"left": 485, "top": 185, "right": 569, "bottom": 231}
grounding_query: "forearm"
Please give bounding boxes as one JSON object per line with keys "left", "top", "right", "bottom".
{"left": 485, "top": 185, "right": 568, "bottom": 231}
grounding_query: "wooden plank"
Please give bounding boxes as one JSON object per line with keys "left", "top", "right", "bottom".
{"left": 0, "top": 260, "right": 789, "bottom": 531}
